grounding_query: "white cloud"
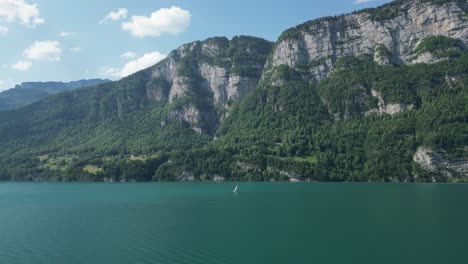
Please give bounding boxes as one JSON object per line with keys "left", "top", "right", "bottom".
{"left": 120, "top": 52, "right": 166, "bottom": 77}
{"left": 23, "top": 40, "right": 62, "bottom": 61}
{"left": 0, "top": 0, "right": 44, "bottom": 27}
{"left": 69, "top": 46, "right": 82, "bottom": 52}
{"left": 99, "top": 52, "right": 166, "bottom": 79}
{"left": 122, "top": 6, "right": 191, "bottom": 38}
{"left": 0, "top": 25, "right": 7, "bottom": 35}
{"left": 99, "top": 8, "right": 128, "bottom": 24}
{"left": 59, "top": 32, "right": 72, "bottom": 37}
{"left": 121, "top": 51, "right": 137, "bottom": 60}
{"left": 354, "top": 0, "right": 373, "bottom": 4}
{"left": 10, "top": 40, "right": 61, "bottom": 71}
{"left": 11, "top": 60, "right": 32, "bottom": 71}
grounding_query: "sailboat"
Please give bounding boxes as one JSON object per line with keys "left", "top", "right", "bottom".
{"left": 233, "top": 185, "right": 238, "bottom": 193}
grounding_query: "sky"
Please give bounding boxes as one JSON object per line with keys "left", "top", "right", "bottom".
{"left": 0, "top": 0, "right": 391, "bottom": 91}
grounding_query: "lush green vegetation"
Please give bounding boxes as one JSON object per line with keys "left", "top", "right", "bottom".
{"left": 411, "top": 35, "right": 466, "bottom": 58}
{"left": 0, "top": 33, "right": 466, "bottom": 182}
{"left": 205, "top": 51, "right": 466, "bottom": 182}
{"left": 177, "top": 36, "right": 273, "bottom": 78}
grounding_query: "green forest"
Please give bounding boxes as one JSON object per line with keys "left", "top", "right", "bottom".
{"left": 0, "top": 5, "right": 466, "bottom": 183}
{"left": 0, "top": 40, "right": 466, "bottom": 182}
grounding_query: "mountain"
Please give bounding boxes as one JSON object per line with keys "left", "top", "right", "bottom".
{"left": 0, "top": 0, "right": 466, "bottom": 182}
{"left": 0, "top": 79, "right": 111, "bottom": 111}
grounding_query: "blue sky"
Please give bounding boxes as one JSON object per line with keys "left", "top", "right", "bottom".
{"left": 0, "top": 0, "right": 391, "bottom": 91}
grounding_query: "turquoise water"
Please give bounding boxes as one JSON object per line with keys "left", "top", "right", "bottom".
{"left": 0, "top": 183, "right": 467, "bottom": 264}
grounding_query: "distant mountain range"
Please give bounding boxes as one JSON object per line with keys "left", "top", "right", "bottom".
{"left": 0, "top": 79, "right": 110, "bottom": 111}
{"left": 0, "top": 0, "right": 466, "bottom": 182}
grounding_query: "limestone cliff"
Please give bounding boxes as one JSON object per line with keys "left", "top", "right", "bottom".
{"left": 253, "top": 0, "right": 468, "bottom": 177}
{"left": 147, "top": 36, "right": 273, "bottom": 134}
{"left": 269, "top": 0, "right": 467, "bottom": 78}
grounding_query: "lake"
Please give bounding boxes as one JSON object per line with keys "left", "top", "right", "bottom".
{"left": 0, "top": 183, "right": 467, "bottom": 264}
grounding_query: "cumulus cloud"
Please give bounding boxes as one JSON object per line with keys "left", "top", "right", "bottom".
{"left": 11, "top": 60, "right": 32, "bottom": 71}
{"left": 99, "top": 52, "right": 166, "bottom": 79}
{"left": 120, "top": 52, "right": 166, "bottom": 77}
{"left": 0, "top": 25, "right": 7, "bottom": 35}
{"left": 23, "top": 40, "right": 62, "bottom": 61}
{"left": 121, "top": 51, "right": 137, "bottom": 60}
{"left": 354, "top": 0, "right": 373, "bottom": 4}
{"left": 122, "top": 6, "right": 191, "bottom": 38}
{"left": 99, "top": 8, "right": 128, "bottom": 24}
{"left": 0, "top": 0, "right": 44, "bottom": 27}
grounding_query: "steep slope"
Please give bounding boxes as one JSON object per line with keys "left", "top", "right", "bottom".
{"left": 270, "top": 0, "right": 467, "bottom": 81}
{"left": 147, "top": 36, "right": 273, "bottom": 133}
{"left": 0, "top": 79, "right": 110, "bottom": 111}
{"left": 213, "top": 0, "right": 467, "bottom": 182}
{"left": 0, "top": 0, "right": 466, "bottom": 182}
{"left": 0, "top": 36, "right": 273, "bottom": 181}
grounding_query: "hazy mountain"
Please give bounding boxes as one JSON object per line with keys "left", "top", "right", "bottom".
{"left": 0, "top": 79, "right": 111, "bottom": 111}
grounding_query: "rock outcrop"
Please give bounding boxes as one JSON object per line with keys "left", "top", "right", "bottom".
{"left": 413, "top": 147, "right": 468, "bottom": 176}
{"left": 366, "top": 90, "right": 414, "bottom": 115}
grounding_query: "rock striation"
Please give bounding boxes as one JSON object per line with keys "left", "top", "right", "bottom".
{"left": 413, "top": 147, "right": 468, "bottom": 176}
{"left": 147, "top": 36, "right": 273, "bottom": 133}
{"left": 269, "top": 0, "right": 467, "bottom": 81}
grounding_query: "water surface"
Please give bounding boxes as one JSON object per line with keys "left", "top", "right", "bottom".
{"left": 0, "top": 183, "right": 467, "bottom": 264}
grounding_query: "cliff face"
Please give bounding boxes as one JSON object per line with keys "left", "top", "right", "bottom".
{"left": 222, "top": 0, "right": 467, "bottom": 178}
{"left": 146, "top": 36, "right": 273, "bottom": 133}
{"left": 269, "top": 0, "right": 467, "bottom": 81}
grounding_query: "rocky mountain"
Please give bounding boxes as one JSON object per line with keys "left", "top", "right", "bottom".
{"left": 146, "top": 36, "right": 273, "bottom": 134}
{"left": 0, "top": 0, "right": 466, "bottom": 182}
{"left": 0, "top": 79, "right": 111, "bottom": 111}
{"left": 271, "top": 0, "right": 467, "bottom": 78}
{"left": 264, "top": 0, "right": 467, "bottom": 117}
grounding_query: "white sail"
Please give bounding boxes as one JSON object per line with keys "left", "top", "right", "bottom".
{"left": 233, "top": 185, "right": 238, "bottom": 193}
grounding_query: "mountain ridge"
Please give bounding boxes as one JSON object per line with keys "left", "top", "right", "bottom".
{"left": 269, "top": 0, "right": 467, "bottom": 82}
{"left": 0, "top": 0, "right": 466, "bottom": 182}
